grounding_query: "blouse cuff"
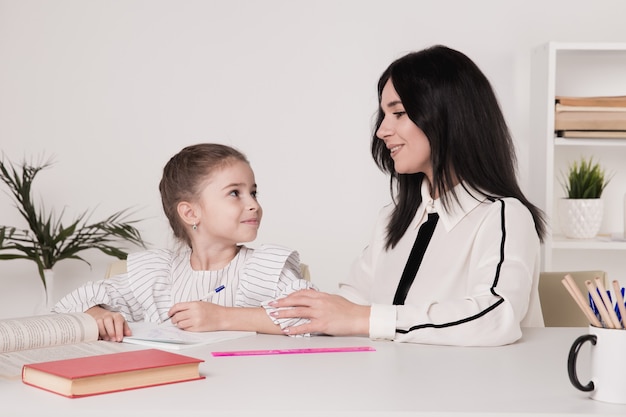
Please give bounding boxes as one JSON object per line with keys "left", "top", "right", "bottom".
{"left": 369, "top": 303, "right": 397, "bottom": 340}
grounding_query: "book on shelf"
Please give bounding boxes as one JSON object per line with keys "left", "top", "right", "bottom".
{"left": 556, "top": 130, "right": 626, "bottom": 139}
{"left": 554, "top": 103, "right": 626, "bottom": 131}
{"left": 556, "top": 95, "right": 626, "bottom": 107}
{"left": 22, "top": 348, "right": 205, "bottom": 398}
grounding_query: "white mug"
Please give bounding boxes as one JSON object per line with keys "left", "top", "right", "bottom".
{"left": 568, "top": 325, "right": 626, "bottom": 404}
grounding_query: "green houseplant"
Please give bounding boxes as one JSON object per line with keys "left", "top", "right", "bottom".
{"left": 558, "top": 156, "right": 612, "bottom": 239}
{"left": 561, "top": 156, "right": 611, "bottom": 199}
{"left": 0, "top": 155, "right": 146, "bottom": 299}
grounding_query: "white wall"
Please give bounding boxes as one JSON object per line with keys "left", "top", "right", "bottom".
{"left": 1, "top": 0, "right": 625, "bottom": 318}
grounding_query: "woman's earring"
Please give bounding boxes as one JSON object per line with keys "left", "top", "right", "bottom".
{"left": 192, "top": 223, "right": 197, "bottom": 231}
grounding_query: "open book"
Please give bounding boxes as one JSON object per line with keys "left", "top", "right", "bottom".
{"left": 0, "top": 313, "right": 132, "bottom": 379}
{"left": 0, "top": 313, "right": 254, "bottom": 378}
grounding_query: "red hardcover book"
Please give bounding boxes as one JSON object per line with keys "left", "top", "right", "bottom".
{"left": 22, "top": 349, "right": 205, "bottom": 398}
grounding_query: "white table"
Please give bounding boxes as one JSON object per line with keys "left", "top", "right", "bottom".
{"left": 2, "top": 327, "right": 625, "bottom": 416}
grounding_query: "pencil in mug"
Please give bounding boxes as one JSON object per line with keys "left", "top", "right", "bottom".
{"left": 585, "top": 279, "right": 615, "bottom": 329}
{"left": 594, "top": 276, "right": 622, "bottom": 329}
{"left": 612, "top": 280, "right": 626, "bottom": 328}
{"left": 561, "top": 275, "right": 602, "bottom": 328}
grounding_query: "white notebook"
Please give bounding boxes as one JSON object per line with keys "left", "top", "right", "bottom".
{"left": 124, "top": 322, "right": 255, "bottom": 350}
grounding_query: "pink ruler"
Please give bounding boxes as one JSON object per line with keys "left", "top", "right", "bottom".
{"left": 211, "top": 346, "right": 376, "bottom": 357}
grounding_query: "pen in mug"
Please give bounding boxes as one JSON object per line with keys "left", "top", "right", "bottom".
{"left": 612, "top": 280, "right": 626, "bottom": 328}
{"left": 585, "top": 280, "right": 615, "bottom": 329}
{"left": 594, "top": 277, "right": 622, "bottom": 329}
{"left": 612, "top": 288, "right": 624, "bottom": 321}
{"left": 588, "top": 292, "right": 600, "bottom": 320}
{"left": 161, "top": 284, "right": 227, "bottom": 324}
{"left": 589, "top": 286, "right": 623, "bottom": 325}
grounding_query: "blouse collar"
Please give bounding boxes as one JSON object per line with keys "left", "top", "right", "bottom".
{"left": 417, "top": 179, "right": 489, "bottom": 232}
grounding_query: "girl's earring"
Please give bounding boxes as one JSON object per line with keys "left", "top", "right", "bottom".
{"left": 192, "top": 223, "right": 198, "bottom": 231}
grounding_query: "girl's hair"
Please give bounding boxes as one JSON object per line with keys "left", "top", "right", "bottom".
{"left": 159, "top": 143, "right": 249, "bottom": 248}
{"left": 371, "top": 45, "right": 546, "bottom": 249}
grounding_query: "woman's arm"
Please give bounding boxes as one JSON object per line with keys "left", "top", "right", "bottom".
{"left": 274, "top": 199, "right": 541, "bottom": 346}
{"left": 385, "top": 199, "right": 541, "bottom": 346}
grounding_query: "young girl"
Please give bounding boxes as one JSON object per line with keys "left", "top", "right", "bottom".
{"left": 54, "top": 143, "right": 314, "bottom": 341}
{"left": 271, "top": 45, "right": 547, "bottom": 346}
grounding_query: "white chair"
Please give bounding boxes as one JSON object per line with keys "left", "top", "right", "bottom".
{"left": 105, "top": 259, "right": 311, "bottom": 281}
{"left": 538, "top": 270, "right": 607, "bottom": 327}
{"left": 105, "top": 259, "right": 128, "bottom": 279}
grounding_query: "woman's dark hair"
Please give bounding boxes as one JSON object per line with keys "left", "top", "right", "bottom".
{"left": 371, "top": 45, "right": 546, "bottom": 249}
{"left": 159, "top": 143, "right": 249, "bottom": 248}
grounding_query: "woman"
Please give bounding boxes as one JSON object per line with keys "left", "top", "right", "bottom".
{"left": 271, "top": 45, "right": 546, "bottom": 346}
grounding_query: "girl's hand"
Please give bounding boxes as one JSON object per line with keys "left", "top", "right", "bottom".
{"left": 85, "top": 305, "right": 131, "bottom": 342}
{"left": 268, "top": 289, "right": 371, "bottom": 336}
{"left": 167, "top": 301, "right": 226, "bottom": 332}
{"left": 167, "top": 302, "right": 287, "bottom": 334}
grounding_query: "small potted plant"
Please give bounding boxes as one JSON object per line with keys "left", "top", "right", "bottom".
{"left": 0, "top": 155, "right": 147, "bottom": 309}
{"left": 558, "top": 156, "right": 611, "bottom": 239}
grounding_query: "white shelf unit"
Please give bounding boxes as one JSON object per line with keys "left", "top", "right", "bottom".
{"left": 529, "top": 42, "right": 626, "bottom": 279}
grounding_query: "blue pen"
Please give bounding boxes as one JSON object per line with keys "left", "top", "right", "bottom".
{"left": 198, "top": 285, "right": 226, "bottom": 301}
{"left": 615, "top": 287, "right": 625, "bottom": 322}
{"left": 589, "top": 292, "right": 602, "bottom": 324}
{"left": 605, "top": 289, "right": 618, "bottom": 321}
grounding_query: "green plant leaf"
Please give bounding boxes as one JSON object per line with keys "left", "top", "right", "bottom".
{"left": 0, "top": 155, "right": 147, "bottom": 287}
{"left": 560, "top": 156, "right": 612, "bottom": 199}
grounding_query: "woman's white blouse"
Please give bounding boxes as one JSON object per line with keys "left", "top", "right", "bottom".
{"left": 338, "top": 181, "right": 544, "bottom": 346}
{"left": 53, "top": 244, "right": 313, "bottom": 330}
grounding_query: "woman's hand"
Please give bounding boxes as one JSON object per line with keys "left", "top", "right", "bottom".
{"left": 85, "top": 305, "right": 131, "bottom": 342}
{"left": 269, "top": 289, "right": 371, "bottom": 336}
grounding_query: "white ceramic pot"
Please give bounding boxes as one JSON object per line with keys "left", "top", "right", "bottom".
{"left": 34, "top": 269, "right": 55, "bottom": 315}
{"left": 44, "top": 269, "right": 55, "bottom": 311}
{"left": 558, "top": 198, "right": 603, "bottom": 239}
